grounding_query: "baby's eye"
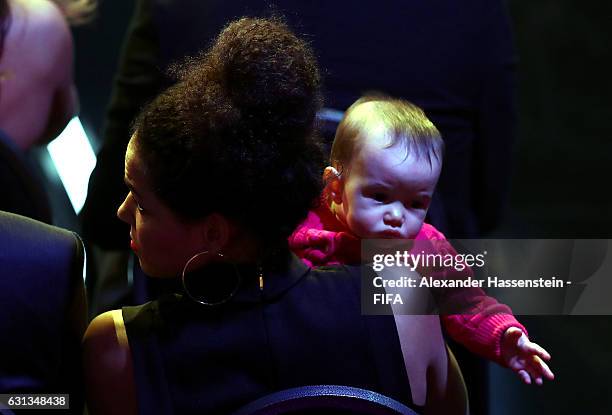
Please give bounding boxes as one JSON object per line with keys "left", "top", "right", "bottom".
{"left": 410, "top": 201, "right": 427, "bottom": 210}
{"left": 372, "top": 192, "right": 387, "bottom": 202}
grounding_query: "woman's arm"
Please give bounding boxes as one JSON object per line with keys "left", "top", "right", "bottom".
{"left": 425, "top": 345, "right": 469, "bottom": 415}
{"left": 395, "top": 315, "right": 468, "bottom": 414}
{"left": 82, "top": 310, "right": 137, "bottom": 415}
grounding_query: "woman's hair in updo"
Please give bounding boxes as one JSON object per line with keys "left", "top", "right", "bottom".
{"left": 133, "top": 17, "right": 324, "bottom": 245}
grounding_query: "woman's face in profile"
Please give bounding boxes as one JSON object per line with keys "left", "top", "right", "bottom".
{"left": 117, "top": 135, "right": 206, "bottom": 278}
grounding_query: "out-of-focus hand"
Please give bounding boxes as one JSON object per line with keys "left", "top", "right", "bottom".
{"left": 501, "top": 327, "right": 555, "bottom": 385}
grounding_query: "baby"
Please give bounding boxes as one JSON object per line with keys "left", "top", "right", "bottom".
{"left": 289, "top": 95, "right": 554, "bottom": 384}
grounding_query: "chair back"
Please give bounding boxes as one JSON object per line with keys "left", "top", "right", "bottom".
{"left": 0, "top": 211, "right": 86, "bottom": 412}
{"left": 232, "top": 385, "right": 420, "bottom": 415}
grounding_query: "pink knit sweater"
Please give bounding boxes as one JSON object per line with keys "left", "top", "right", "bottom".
{"left": 288, "top": 204, "right": 527, "bottom": 366}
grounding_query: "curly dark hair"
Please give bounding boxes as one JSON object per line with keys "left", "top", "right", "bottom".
{"left": 134, "top": 17, "right": 324, "bottom": 246}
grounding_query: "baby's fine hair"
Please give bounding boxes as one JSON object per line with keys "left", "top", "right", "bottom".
{"left": 330, "top": 94, "right": 444, "bottom": 174}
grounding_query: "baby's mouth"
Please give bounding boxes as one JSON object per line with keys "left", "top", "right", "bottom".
{"left": 378, "top": 230, "right": 404, "bottom": 239}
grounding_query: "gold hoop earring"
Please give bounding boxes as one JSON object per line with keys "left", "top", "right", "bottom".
{"left": 181, "top": 251, "right": 241, "bottom": 306}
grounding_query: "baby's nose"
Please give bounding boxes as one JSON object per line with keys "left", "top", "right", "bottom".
{"left": 383, "top": 208, "right": 404, "bottom": 227}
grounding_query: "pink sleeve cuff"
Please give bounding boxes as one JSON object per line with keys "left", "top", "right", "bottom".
{"left": 443, "top": 313, "right": 528, "bottom": 366}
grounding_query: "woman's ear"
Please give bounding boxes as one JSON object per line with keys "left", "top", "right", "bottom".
{"left": 200, "top": 213, "right": 232, "bottom": 254}
{"left": 323, "top": 166, "right": 343, "bottom": 204}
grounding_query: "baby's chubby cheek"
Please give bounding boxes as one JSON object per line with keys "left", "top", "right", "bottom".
{"left": 346, "top": 212, "right": 378, "bottom": 239}
{"left": 406, "top": 221, "right": 425, "bottom": 239}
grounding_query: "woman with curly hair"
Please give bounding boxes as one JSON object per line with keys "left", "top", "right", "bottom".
{"left": 83, "top": 17, "right": 467, "bottom": 414}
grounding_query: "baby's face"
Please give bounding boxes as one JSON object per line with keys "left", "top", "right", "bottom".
{"left": 333, "top": 136, "right": 441, "bottom": 239}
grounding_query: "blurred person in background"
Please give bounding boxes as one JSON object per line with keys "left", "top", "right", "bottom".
{"left": 0, "top": 0, "right": 94, "bottom": 221}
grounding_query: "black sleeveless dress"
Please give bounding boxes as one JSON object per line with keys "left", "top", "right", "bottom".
{"left": 123, "top": 253, "right": 421, "bottom": 414}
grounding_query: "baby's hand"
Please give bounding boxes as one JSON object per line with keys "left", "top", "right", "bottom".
{"left": 501, "top": 327, "right": 554, "bottom": 385}
{"left": 300, "top": 229, "right": 338, "bottom": 265}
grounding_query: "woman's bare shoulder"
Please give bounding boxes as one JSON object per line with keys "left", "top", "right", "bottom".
{"left": 83, "top": 310, "right": 137, "bottom": 415}
{"left": 83, "top": 310, "right": 133, "bottom": 386}
{"left": 83, "top": 310, "right": 131, "bottom": 362}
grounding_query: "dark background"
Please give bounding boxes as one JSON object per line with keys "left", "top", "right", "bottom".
{"left": 490, "top": 3, "right": 612, "bottom": 414}
{"left": 69, "top": 1, "right": 612, "bottom": 413}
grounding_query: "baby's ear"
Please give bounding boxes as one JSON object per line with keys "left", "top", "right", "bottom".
{"left": 323, "top": 166, "right": 343, "bottom": 204}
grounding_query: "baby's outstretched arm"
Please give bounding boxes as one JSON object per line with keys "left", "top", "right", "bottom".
{"left": 500, "top": 327, "right": 554, "bottom": 385}
{"left": 422, "top": 226, "right": 555, "bottom": 385}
